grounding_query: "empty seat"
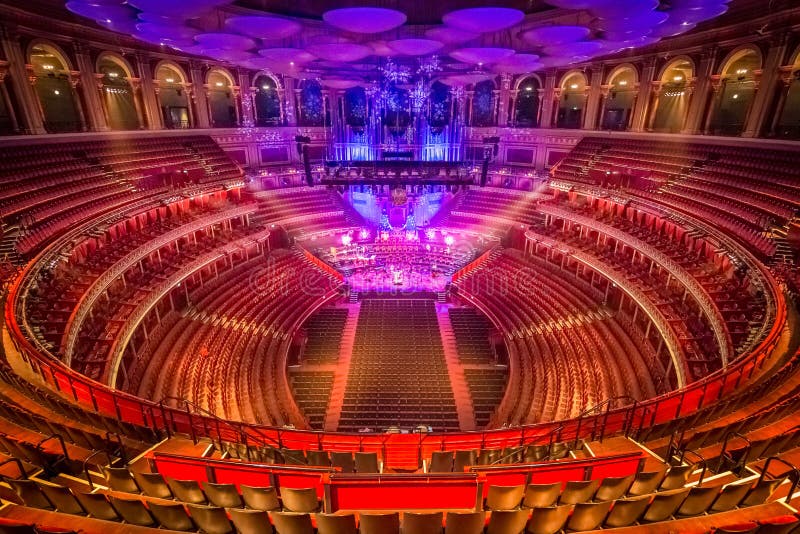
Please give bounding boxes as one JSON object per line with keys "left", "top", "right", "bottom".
{"left": 486, "top": 509, "right": 529, "bottom": 534}
{"left": 148, "top": 502, "right": 195, "bottom": 531}
{"left": 354, "top": 452, "right": 380, "bottom": 473}
{"left": 280, "top": 487, "right": 319, "bottom": 513}
{"left": 403, "top": 511, "right": 443, "bottom": 534}
{"left": 202, "top": 481, "right": 244, "bottom": 508}
{"left": 330, "top": 452, "right": 355, "bottom": 473}
{"left": 429, "top": 451, "right": 454, "bottom": 473}
{"left": 642, "top": 487, "right": 690, "bottom": 522}
{"left": 454, "top": 450, "right": 477, "bottom": 472}
{"left": 7, "top": 480, "right": 52, "bottom": 510}
{"left": 359, "top": 512, "right": 400, "bottom": 534}
{"left": 133, "top": 471, "right": 173, "bottom": 499}
{"left": 714, "top": 522, "right": 760, "bottom": 534}
{"left": 242, "top": 485, "right": 280, "bottom": 511}
{"left": 187, "top": 504, "right": 235, "bottom": 534}
{"left": 659, "top": 465, "right": 692, "bottom": 490}
{"left": 73, "top": 492, "right": 119, "bottom": 521}
{"left": 280, "top": 449, "right": 308, "bottom": 465}
{"left": 522, "top": 483, "right": 560, "bottom": 508}
{"left": 594, "top": 475, "right": 634, "bottom": 501}
{"left": 102, "top": 467, "right": 140, "bottom": 493}
{"left": 444, "top": 511, "right": 485, "bottom": 534}
{"left": 525, "top": 505, "right": 572, "bottom": 534}
{"left": 228, "top": 509, "right": 274, "bottom": 534}
{"left": 676, "top": 484, "right": 722, "bottom": 516}
{"left": 270, "top": 512, "right": 314, "bottom": 534}
{"left": 37, "top": 484, "right": 84, "bottom": 515}
{"left": 628, "top": 467, "right": 667, "bottom": 496}
{"left": 306, "top": 450, "right": 331, "bottom": 467}
{"left": 0, "top": 518, "right": 36, "bottom": 534}
{"left": 315, "top": 512, "right": 357, "bottom": 534}
{"left": 710, "top": 482, "right": 752, "bottom": 512}
{"left": 566, "top": 501, "right": 612, "bottom": 532}
{"left": 109, "top": 496, "right": 155, "bottom": 526}
{"left": 487, "top": 485, "right": 525, "bottom": 510}
{"left": 741, "top": 476, "right": 784, "bottom": 506}
{"left": 603, "top": 495, "right": 651, "bottom": 528}
{"left": 757, "top": 515, "right": 800, "bottom": 534}
{"left": 167, "top": 478, "right": 208, "bottom": 504}
{"left": 559, "top": 480, "right": 599, "bottom": 505}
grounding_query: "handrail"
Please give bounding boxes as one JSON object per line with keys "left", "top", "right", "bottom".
{"left": 0, "top": 458, "right": 27, "bottom": 479}
{"left": 758, "top": 457, "right": 800, "bottom": 504}
{"left": 82, "top": 449, "right": 113, "bottom": 490}
{"left": 716, "top": 431, "right": 752, "bottom": 475}
{"left": 105, "top": 432, "right": 127, "bottom": 463}
{"left": 678, "top": 448, "right": 707, "bottom": 486}
{"left": 36, "top": 434, "right": 69, "bottom": 462}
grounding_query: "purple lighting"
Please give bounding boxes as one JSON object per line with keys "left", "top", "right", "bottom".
{"left": 520, "top": 25, "right": 591, "bottom": 46}
{"left": 443, "top": 7, "right": 525, "bottom": 33}
{"left": 449, "top": 47, "right": 515, "bottom": 65}
{"left": 224, "top": 16, "right": 302, "bottom": 40}
{"left": 387, "top": 39, "right": 444, "bottom": 56}
{"left": 195, "top": 33, "right": 257, "bottom": 51}
{"left": 306, "top": 43, "right": 373, "bottom": 62}
{"left": 323, "top": 7, "right": 407, "bottom": 34}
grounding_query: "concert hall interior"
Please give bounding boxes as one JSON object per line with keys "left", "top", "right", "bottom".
{"left": 1, "top": 0, "right": 800, "bottom": 532}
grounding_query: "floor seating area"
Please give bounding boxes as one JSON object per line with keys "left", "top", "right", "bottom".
{"left": 338, "top": 299, "right": 460, "bottom": 433}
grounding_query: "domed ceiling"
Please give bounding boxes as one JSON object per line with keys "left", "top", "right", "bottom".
{"left": 64, "top": 0, "right": 732, "bottom": 83}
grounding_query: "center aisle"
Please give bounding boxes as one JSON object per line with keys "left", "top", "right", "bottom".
{"left": 336, "top": 298, "right": 460, "bottom": 433}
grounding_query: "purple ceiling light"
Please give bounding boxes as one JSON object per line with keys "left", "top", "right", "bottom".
{"left": 224, "top": 16, "right": 302, "bottom": 40}
{"left": 321, "top": 79, "right": 363, "bottom": 89}
{"left": 322, "top": 7, "right": 407, "bottom": 34}
{"left": 128, "top": 0, "right": 233, "bottom": 17}
{"left": 539, "top": 55, "right": 590, "bottom": 68}
{"left": 66, "top": 2, "right": 136, "bottom": 21}
{"left": 667, "top": 3, "right": 729, "bottom": 24}
{"left": 195, "top": 33, "right": 257, "bottom": 51}
{"left": 543, "top": 40, "right": 604, "bottom": 57}
{"left": 442, "top": 7, "right": 525, "bottom": 33}
{"left": 387, "top": 39, "right": 444, "bottom": 56}
{"left": 137, "top": 12, "right": 196, "bottom": 23}
{"left": 443, "top": 73, "right": 493, "bottom": 86}
{"left": 650, "top": 21, "right": 696, "bottom": 38}
{"left": 588, "top": 0, "right": 659, "bottom": 17}
{"left": 593, "top": 11, "right": 669, "bottom": 33}
{"left": 133, "top": 33, "right": 197, "bottom": 48}
{"left": 306, "top": 43, "right": 373, "bottom": 62}
{"left": 491, "top": 53, "right": 543, "bottom": 74}
{"left": 449, "top": 47, "right": 515, "bottom": 65}
{"left": 369, "top": 41, "right": 396, "bottom": 57}
{"left": 96, "top": 17, "right": 138, "bottom": 34}
{"left": 424, "top": 26, "right": 479, "bottom": 44}
{"left": 258, "top": 48, "right": 316, "bottom": 64}
{"left": 520, "top": 25, "right": 591, "bottom": 46}
{"left": 136, "top": 22, "right": 198, "bottom": 40}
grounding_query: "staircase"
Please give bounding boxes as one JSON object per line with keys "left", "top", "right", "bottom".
{"left": 436, "top": 303, "right": 477, "bottom": 432}
{"left": 323, "top": 303, "right": 360, "bottom": 432}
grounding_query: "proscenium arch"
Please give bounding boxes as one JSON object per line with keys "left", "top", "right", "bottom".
{"left": 27, "top": 40, "right": 81, "bottom": 132}
{"left": 96, "top": 52, "right": 140, "bottom": 130}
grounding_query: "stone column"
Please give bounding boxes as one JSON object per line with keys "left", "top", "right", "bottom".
{"left": 125, "top": 77, "right": 146, "bottom": 129}
{"left": 236, "top": 69, "right": 255, "bottom": 127}
{"left": 538, "top": 70, "right": 557, "bottom": 128}
{"left": 645, "top": 81, "right": 662, "bottom": 131}
{"left": 683, "top": 49, "right": 716, "bottom": 134}
{"left": 743, "top": 34, "right": 789, "bottom": 137}
{"left": 230, "top": 85, "right": 242, "bottom": 126}
{"left": 583, "top": 67, "right": 605, "bottom": 130}
{"left": 73, "top": 42, "right": 107, "bottom": 131}
{"left": 0, "top": 24, "right": 45, "bottom": 134}
{"left": 67, "top": 70, "right": 89, "bottom": 131}
{"left": 597, "top": 84, "right": 611, "bottom": 129}
{"left": 188, "top": 62, "right": 210, "bottom": 129}
{"left": 702, "top": 75, "right": 724, "bottom": 135}
{"left": 497, "top": 73, "right": 512, "bottom": 126}
{"left": 769, "top": 66, "right": 794, "bottom": 136}
{"left": 0, "top": 61, "right": 20, "bottom": 133}
{"left": 282, "top": 76, "right": 297, "bottom": 126}
{"left": 134, "top": 53, "right": 162, "bottom": 129}
{"left": 631, "top": 57, "right": 657, "bottom": 132}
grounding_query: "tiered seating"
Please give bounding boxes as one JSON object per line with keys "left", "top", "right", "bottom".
{"left": 338, "top": 299, "right": 460, "bottom": 432}
{"left": 252, "top": 187, "right": 364, "bottom": 239}
{"left": 453, "top": 249, "right": 659, "bottom": 424}
{"left": 552, "top": 137, "right": 800, "bottom": 258}
{"left": 132, "top": 248, "right": 342, "bottom": 426}
{"left": 289, "top": 371, "right": 334, "bottom": 430}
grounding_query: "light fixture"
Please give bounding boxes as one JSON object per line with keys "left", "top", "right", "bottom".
{"left": 289, "top": 61, "right": 295, "bottom": 66}
{"left": 165, "top": 77, "right": 175, "bottom": 83}
{"left": 618, "top": 80, "right": 628, "bottom": 86}
{"left": 42, "top": 64, "right": 54, "bottom": 70}
{"left": 736, "top": 68, "right": 747, "bottom": 75}
{"left": 108, "top": 72, "right": 118, "bottom": 78}
{"left": 215, "top": 81, "right": 224, "bottom": 87}
{"left": 262, "top": 85, "right": 269, "bottom": 90}
{"left": 525, "top": 86, "right": 533, "bottom": 91}
{"left": 673, "top": 75, "right": 683, "bottom": 82}
{"left": 570, "top": 83, "right": 579, "bottom": 89}
{"left": 53, "top": 90, "right": 60, "bottom": 95}
{"left": 732, "top": 93, "right": 739, "bottom": 99}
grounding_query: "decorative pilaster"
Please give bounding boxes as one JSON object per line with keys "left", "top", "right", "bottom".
{"left": 769, "top": 66, "right": 794, "bottom": 136}
{"left": 188, "top": 62, "right": 210, "bottom": 129}
{"left": 683, "top": 49, "right": 716, "bottom": 134}
{"left": 73, "top": 41, "right": 107, "bottom": 131}
{"left": 631, "top": 57, "right": 657, "bottom": 132}
{"left": 583, "top": 67, "right": 604, "bottom": 130}
{"left": 743, "top": 35, "right": 789, "bottom": 137}
{"left": 0, "top": 24, "right": 45, "bottom": 133}
{"left": 702, "top": 75, "right": 724, "bottom": 134}
{"left": 134, "top": 53, "right": 162, "bottom": 129}
{"left": 538, "top": 70, "right": 557, "bottom": 128}
{"left": 0, "top": 60, "right": 20, "bottom": 132}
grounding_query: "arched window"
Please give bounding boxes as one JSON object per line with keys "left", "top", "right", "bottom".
{"left": 557, "top": 73, "right": 587, "bottom": 129}
{"left": 775, "top": 53, "right": 800, "bottom": 139}
{"left": 97, "top": 55, "right": 140, "bottom": 130}
{"left": 156, "top": 64, "right": 191, "bottom": 129}
{"left": 344, "top": 86, "right": 367, "bottom": 132}
{"left": 207, "top": 70, "right": 237, "bottom": 128}
{"left": 254, "top": 74, "right": 281, "bottom": 126}
{"left": 709, "top": 48, "right": 762, "bottom": 136}
{"left": 28, "top": 43, "right": 81, "bottom": 132}
{"left": 298, "top": 79, "right": 325, "bottom": 127}
{"left": 602, "top": 67, "right": 637, "bottom": 131}
{"left": 472, "top": 79, "right": 495, "bottom": 127}
{"left": 514, "top": 76, "right": 540, "bottom": 127}
{"left": 651, "top": 59, "right": 693, "bottom": 133}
